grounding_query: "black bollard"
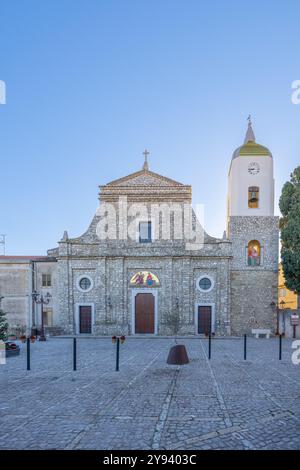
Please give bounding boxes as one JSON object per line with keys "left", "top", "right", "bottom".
{"left": 26, "top": 337, "right": 30, "bottom": 371}
{"left": 244, "top": 334, "right": 247, "bottom": 360}
{"left": 208, "top": 334, "right": 211, "bottom": 360}
{"left": 279, "top": 334, "right": 282, "bottom": 360}
{"left": 116, "top": 337, "right": 120, "bottom": 371}
{"left": 73, "top": 338, "right": 77, "bottom": 371}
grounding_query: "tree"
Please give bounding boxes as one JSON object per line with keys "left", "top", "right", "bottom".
{"left": 0, "top": 309, "right": 8, "bottom": 341}
{"left": 279, "top": 166, "right": 300, "bottom": 294}
{"left": 165, "top": 299, "right": 185, "bottom": 342}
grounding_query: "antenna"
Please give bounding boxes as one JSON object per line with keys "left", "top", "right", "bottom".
{"left": 0, "top": 234, "right": 6, "bottom": 255}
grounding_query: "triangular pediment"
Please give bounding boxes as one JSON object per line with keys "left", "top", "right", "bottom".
{"left": 106, "top": 169, "right": 184, "bottom": 187}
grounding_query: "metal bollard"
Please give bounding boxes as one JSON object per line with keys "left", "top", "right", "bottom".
{"left": 73, "top": 338, "right": 77, "bottom": 371}
{"left": 208, "top": 334, "right": 211, "bottom": 360}
{"left": 244, "top": 334, "right": 247, "bottom": 360}
{"left": 279, "top": 334, "right": 282, "bottom": 360}
{"left": 116, "top": 337, "right": 120, "bottom": 371}
{"left": 26, "top": 337, "right": 30, "bottom": 371}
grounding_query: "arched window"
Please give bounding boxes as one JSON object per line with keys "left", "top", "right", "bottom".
{"left": 248, "top": 186, "right": 259, "bottom": 208}
{"left": 247, "top": 240, "right": 261, "bottom": 266}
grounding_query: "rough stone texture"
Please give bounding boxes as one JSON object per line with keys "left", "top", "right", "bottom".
{"left": 52, "top": 168, "right": 233, "bottom": 336}
{"left": 228, "top": 216, "right": 279, "bottom": 335}
{"left": 0, "top": 338, "right": 299, "bottom": 450}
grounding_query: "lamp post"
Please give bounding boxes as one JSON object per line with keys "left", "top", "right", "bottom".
{"left": 32, "top": 291, "right": 51, "bottom": 341}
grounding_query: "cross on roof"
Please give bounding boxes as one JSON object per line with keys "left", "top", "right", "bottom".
{"left": 142, "top": 149, "right": 150, "bottom": 171}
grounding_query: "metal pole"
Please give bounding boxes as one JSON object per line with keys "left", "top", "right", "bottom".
{"left": 293, "top": 325, "right": 296, "bottom": 339}
{"left": 40, "top": 299, "right": 46, "bottom": 341}
{"left": 279, "top": 334, "right": 282, "bottom": 360}
{"left": 26, "top": 337, "right": 30, "bottom": 371}
{"left": 73, "top": 338, "right": 77, "bottom": 371}
{"left": 208, "top": 334, "right": 211, "bottom": 360}
{"left": 116, "top": 337, "right": 120, "bottom": 371}
{"left": 244, "top": 334, "right": 247, "bottom": 360}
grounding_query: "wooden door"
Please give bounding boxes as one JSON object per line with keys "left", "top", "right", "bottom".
{"left": 135, "top": 293, "right": 155, "bottom": 334}
{"left": 198, "top": 306, "right": 212, "bottom": 334}
{"left": 79, "top": 306, "right": 92, "bottom": 334}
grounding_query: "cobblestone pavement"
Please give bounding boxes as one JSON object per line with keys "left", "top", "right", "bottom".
{"left": 0, "top": 337, "right": 299, "bottom": 450}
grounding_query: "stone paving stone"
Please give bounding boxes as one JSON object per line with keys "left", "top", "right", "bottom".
{"left": 0, "top": 337, "right": 299, "bottom": 450}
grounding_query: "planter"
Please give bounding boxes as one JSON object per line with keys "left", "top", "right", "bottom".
{"left": 167, "top": 344, "right": 189, "bottom": 365}
{"left": 5, "top": 342, "right": 20, "bottom": 358}
{"left": 6, "top": 347, "right": 20, "bottom": 357}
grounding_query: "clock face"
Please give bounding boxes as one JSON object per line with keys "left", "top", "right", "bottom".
{"left": 248, "top": 162, "right": 260, "bottom": 175}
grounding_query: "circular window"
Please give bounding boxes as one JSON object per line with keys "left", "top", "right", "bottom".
{"left": 196, "top": 275, "right": 214, "bottom": 293}
{"left": 77, "top": 275, "right": 93, "bottom": 293}
{"left": 199, "top": 277, "right": 211, "bottom": 291}
{"left": 79, "top": 277, "right": 91, "bottom": 290}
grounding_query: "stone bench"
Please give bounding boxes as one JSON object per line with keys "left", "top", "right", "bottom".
{"left": 252, "top": 328, "right": 271, "bottom": 339}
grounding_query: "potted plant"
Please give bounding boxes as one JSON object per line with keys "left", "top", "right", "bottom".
{"left": 30, "top": 335, "right": 36, "bottom": 343}
{"left": 8, "top": 333, "right": 17, "bottom": 341}
{"left": 19, "top": 335, "right": 26, "bottom": 343}
{"left": 120, "top": 335, "right": 126, "bottom": 344}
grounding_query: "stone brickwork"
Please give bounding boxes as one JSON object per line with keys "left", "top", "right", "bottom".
{"left": 53, "top": 168, "right": 232, "bottom": 336}
{"left": 228, "top": 216, "right": 279, "bottom": 335}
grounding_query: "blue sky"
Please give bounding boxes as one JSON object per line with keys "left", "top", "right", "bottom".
{"left": 0, "top": 0, "right": 299, "bottom": 254}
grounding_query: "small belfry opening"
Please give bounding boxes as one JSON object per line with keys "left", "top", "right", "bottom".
{"left": 247, "top": 240, "right": 261, "bottom": 266}
{"left": 248, "top": 186, "right": 259, "bottom": 208}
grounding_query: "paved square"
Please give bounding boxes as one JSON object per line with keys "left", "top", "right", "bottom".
{"left": 0, "top": 337, "right": 299, "bottom": 450}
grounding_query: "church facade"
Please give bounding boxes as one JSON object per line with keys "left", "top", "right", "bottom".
{"left": 0, "top": 122, "right": 279, "bottom": 336}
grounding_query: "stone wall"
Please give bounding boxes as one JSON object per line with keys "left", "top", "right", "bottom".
{"left": 55, "top": 251, "right": 231, "bottom": 336}
{"left": 230, "top": 270, "right": 278, "bottom": 335}
{"left": 229, "top": 216, "right": 279, "bottom": 335}
{"left": 54, "top": 168, "right": 234, "bottom": 336}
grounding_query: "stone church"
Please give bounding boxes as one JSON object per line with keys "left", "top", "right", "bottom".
{"left": 0, "top": 121, "right": 279, "bottom": 336}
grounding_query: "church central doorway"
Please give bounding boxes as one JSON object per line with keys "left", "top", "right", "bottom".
{"left": 79, "top": 306, "right": 92, "bottom": 334}
{"left": 198, "top": 306, "right": 212, "bottom": 335}
{"left": 135, "top": 293, "right": 155, "bottom": 334}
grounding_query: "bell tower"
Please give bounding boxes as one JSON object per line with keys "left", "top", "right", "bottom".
{"left": 227, "top": 118, "right": 279, "bottom": 335}
{"left": 227, "top": 116, "right": 274, "bottom": 229}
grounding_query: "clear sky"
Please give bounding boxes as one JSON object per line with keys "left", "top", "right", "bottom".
{"left": 0, "top": 0, "right": 299, "bottom": 255}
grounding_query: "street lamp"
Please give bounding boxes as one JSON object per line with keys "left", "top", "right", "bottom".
{"left": 32, "top": 290, "right": 51, "bottom": 341}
